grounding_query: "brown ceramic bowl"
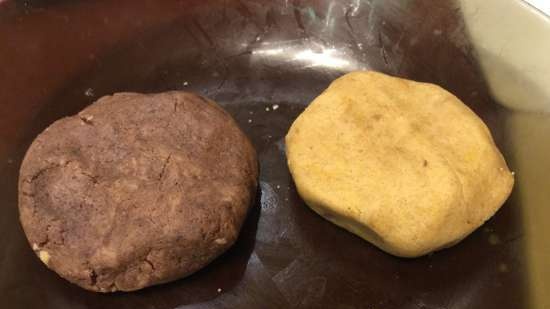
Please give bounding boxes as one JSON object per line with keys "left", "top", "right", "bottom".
{"left": 1, "top": 0, "right": 546, "bottom": 308}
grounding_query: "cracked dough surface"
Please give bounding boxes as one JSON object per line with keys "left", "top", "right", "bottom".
{"left": 18, "top": 92, "right": 258, "bottom": 292}
{"left": 286, "top": 71, "right": 514, "bottom": 257}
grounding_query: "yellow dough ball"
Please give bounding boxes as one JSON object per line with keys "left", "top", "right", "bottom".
{"left": 285, "top": 71, "right": 514, "bottom": 257}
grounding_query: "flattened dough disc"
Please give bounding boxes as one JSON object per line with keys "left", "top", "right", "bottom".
{"left": 285, "top": 71, "right": 514, "bottom": 257}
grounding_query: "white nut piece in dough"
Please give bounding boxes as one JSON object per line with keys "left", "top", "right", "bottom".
{"left": 39, "top": 250, "right": 51, "bottom": 265}
{"left": 285, "top": 71, "right": 514, "bottom": 257}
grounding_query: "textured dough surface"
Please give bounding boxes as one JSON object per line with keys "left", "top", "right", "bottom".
{"left": 286, "top": 71, "right": 514, "bottom": 257}
{"left": 19, "top": 92, "right": 258, "bottom": 292}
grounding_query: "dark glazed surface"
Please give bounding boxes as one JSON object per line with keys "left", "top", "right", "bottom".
{"left": 18, "top": 92, "right": 258, "bottom": 292}
{"left": 0, "top": 0, "right": 529, "bottom": 308}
